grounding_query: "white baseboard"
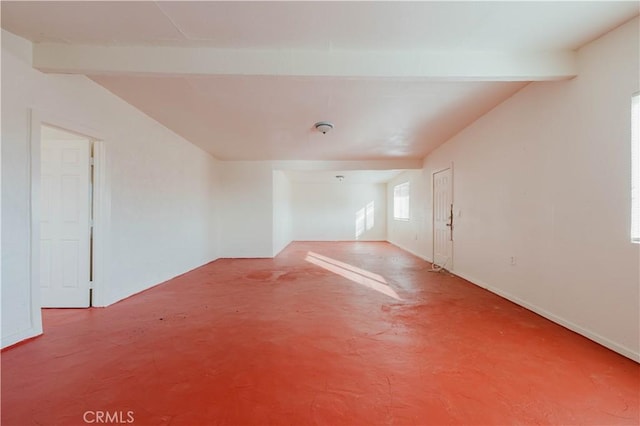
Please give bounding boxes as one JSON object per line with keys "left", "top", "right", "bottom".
{"left": 2, "top": 327, "right": 43, "bottom": 350}
{"left": 453, "top": 269, "right": 640, "bottom": 363}
{"left": 273, "top": 240, "right": 293, "bottom": 257}
{"left": 100, "top": 256, "right": 220, "bottom": 307}
{"left": 387, "top": 240, "right": 432, "bottom": 263}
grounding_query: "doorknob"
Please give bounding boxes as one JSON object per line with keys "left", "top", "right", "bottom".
{"left": 446, "top": 223, "right": 452, "bottom": 227}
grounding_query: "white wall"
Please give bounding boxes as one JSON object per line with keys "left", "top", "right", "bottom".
{"left": 1, "top": 30, "right": 221, "bottom": 348}
{"left": 292, "top": 182, "right": 386, "bottom": 241}
{"left": 1, "top": 32, "right": 37, "bottom": 347}
{"left": 386, "top": 170, "right": 429, "bottom": 260}
{"left": 219, "top": 162, "right": 273, "bottom": 258}
{"left": 272, "top": 170, "right": 292, "bottom": 256}
{"left": 220, "top": 163, "right": 405, "bottom": 257}
{"left": 420, "top": 18, "right": 640, "bottom": 360}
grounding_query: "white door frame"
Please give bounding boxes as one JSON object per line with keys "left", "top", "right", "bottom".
{"left": 29, "top": 109, "right": 109, "bottom": 313}
{"left": 432, "top": 163, "right": 454, "bottom": 270}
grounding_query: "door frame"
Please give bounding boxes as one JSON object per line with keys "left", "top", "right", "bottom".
{"left": 29, "top": 108, "right": 109, "bottom": 314}
{"left": 431, "top": 163, "right": 454, "bottom": 270}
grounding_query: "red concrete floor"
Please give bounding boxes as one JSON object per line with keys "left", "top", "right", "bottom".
{"left": 2, "top": 242, "right": 638, "bottom": 425}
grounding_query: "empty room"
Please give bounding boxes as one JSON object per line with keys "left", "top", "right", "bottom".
{"left": 1, "top": 2, "right": 639, "bottom": 425}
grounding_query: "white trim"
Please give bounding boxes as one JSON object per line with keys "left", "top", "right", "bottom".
{"left": 28, "top": 109, "right": 43, "bottom": 337}
{"left": 431, "top": 164, "right": 453, "bottom": 176}
{"left": 449, "top": 162, "right": 455, "bottom": 267}
{"left": 104, "top": 258, "right": 220, "bottom": 307}
{"left": 272, "top": 240, "right": 293, "bottom": 258}
{"left": 1, "top": 327, "right": 42, "bottom": 349}
{"left": 630, "top": 93, "right": 639, "bottom": 242}
{"left": 29, "top": 109, "right": 110, "bottom": 313}
{"left": 387, "top": 240, "right": 432, "bottom": 263}
{"left": 90, "top": 140, "right": 110, "bottom": 306}
{"left": 392, "top": 181, "right": 410, "bottom": 221}
{"left": 452, "top": 269, "right": 640, "bottom": 363}
{"left": 388, "top": 238, "right": 639, "bottom": 362}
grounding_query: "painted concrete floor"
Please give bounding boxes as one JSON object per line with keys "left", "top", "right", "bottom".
{"left": 2, "top": 242, "right": 638, "bottom": 425}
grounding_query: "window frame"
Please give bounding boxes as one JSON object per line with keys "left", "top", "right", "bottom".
{"left": 393, "top": 181, "right": 410, "bottom": 221}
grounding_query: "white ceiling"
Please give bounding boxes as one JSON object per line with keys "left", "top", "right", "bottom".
{"left": 2, "top": 1, "right": 637, "bottom": 50}
{"left": 2, "top": 1, "right": 638, "bottom": 162}
{"left": 88, "top": 74, "right": 526, "bottom": 160}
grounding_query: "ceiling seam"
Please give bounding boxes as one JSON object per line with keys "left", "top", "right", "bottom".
{"left": 153, "top": 1, "right": 191, "bottom": 42}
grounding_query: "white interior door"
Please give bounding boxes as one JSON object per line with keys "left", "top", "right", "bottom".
{"left": 40, "top": 136, "right": 91, "bottom": 307}
{"left": 433, "top": 167, "right": 453, "bottom": 270}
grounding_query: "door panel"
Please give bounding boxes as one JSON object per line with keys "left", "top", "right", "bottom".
{"left": 40, "top": 137, "right": 91, "bottom": 307}
{"left": 61, "top": 175, "right": 80, "bottom": 222}
{"left": 433, "top": 168, "right": 453, "bottom": 269}
{"left": 40, "top": 239, "right": 52, "bottom": 288}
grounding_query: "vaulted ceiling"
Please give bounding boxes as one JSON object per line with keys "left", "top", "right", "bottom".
{"left": 2, "top": 1, "right": 638, "bottom": 161}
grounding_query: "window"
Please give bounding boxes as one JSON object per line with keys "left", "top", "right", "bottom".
{"left": 632, "top": 93, "right": 640, "bottom": 243}
{"left": 393, "top": 182, "right": 410, "bottom": 221}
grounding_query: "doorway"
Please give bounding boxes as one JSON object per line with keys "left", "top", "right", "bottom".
{"left": 432, "top": 167, "right": 453, "bottom": 270}
{"left": 39, "top": 125, "right": 93, "bottom": 307}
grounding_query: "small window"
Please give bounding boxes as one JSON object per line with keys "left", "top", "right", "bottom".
{"left": 393, "top": 182, "right": 410, "bottom": 221}
{"left": 632, "top": 93, "right": 640, "bottom": 243}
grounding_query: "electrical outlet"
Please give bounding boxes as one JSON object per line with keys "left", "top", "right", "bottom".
{"left": 510, "top": 256, "right": 517, "bottom": 266}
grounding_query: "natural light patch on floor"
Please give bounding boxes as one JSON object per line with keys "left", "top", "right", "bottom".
{"left": 305, "top": 251, "right": 401, "bottom": 300}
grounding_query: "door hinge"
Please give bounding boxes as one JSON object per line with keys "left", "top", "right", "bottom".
{"left": 90, "top": 157, "right": 95, "bottom": 166}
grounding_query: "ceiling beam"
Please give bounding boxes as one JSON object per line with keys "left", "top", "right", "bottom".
{"left": 271, "top": 160, "right": 424, "bottom": 171}
{"left": 33, "top": 43, "right": 577, "bottom": 81}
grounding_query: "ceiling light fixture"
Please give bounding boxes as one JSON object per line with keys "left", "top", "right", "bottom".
{"left": 314, "top": 121, "right": 334, "bottom": 134}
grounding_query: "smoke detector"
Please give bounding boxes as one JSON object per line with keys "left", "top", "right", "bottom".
{"left": 314, "top": 121, "right": 334, "bottom": 134}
